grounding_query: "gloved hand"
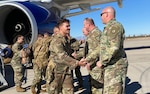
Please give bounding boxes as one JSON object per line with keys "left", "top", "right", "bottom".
{"left": 23, "top": 44, "right": 29, "bottom": 49}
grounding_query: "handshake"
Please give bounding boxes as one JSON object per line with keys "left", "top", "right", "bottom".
{"left": 72, "top": 52, "right": 102, "bottom": 69}
{"left": 77, "top": 58, "right": 87, "bottom": 66}
{"left": 77, "top": 58, "right": 102, "bottom": 70}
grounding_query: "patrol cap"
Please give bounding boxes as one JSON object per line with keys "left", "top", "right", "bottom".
{"left": 23, "top": 44, "right": 29, "bottom": 49}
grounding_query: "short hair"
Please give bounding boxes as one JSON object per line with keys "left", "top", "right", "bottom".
{"left": 84, "top": 18, "right": 95, "bottom": 26}
{"left": 13, "top": 35, "right": 23, "bottom": 43}
{"left": 53, "top": 25, "right": 59, "bottom": 33}
{"left": 54, "top": 24, "right": 59, "bottom": 29}
{"left": 57, "top": 19, "right": 70, "bottom": 26}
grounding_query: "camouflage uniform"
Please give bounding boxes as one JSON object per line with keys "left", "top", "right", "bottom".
{"left": 86, "top": 19, "right": 128, "bottom": 94}
{"left": 70, "top": 37, "right": 82, "bottom": 52}
{"left": 76, "top": 27, "right": 103, "bottom": 94}
{"left": 11, "top": 42, "right": 24, "bottom": 87}
{"left": 48, "top": 33, "right": 78, "bottom": 94}
{"left": 31, "top": 36, "right": 52, "bottom": 93}
{"left": 46, "top": 34, "right": 57, "bottom": 93}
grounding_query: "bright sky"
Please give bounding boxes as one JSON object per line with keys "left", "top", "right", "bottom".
{"left": 68, "top": 0, "right": 150, "bottom": 38}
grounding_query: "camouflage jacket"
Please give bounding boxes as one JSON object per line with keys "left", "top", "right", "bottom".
{"left": 76, "top": 27, "right": 102, "bottom": 66}
{"left": 86, "top": 19, "right": 127, "bottom": 67}
{"left": 49, "top": 33, "right": 78, "bottom": 73}
{"left": 11, "top": 42, "right": 23, "bottom": 66}
{"left": 32, "top": 36, "right": 52, "bottom": 67}
{"left": 32, "top": 38, "right": 43, "bottom": 59}
{"left": 39, "top": 36, "right": 52, "bottom": 60}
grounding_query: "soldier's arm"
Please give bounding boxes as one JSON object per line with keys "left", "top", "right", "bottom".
{"left": 50, "top": 39, "right": 79, "bottom": 69}
{"left": 75, "top": 48, "right": 84, "bottom": 60}
{"left": 12, "top": 44, "right": 19, "bottom": 53}
{"left": 85, "top": 46, "right": 100, "bottom": 63}
{"left": 70, "top": 38, "right": 82, "bottom": 51}
{"left": 86, "top": 30, "right": 101, "bottom": 65}
{"left": 12, "top": 43, "right": 22, "bottom": 57}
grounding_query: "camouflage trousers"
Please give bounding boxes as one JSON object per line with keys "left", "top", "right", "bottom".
{"left": 92, "top": 87, "right": 103, "bottom": 94}
{"left": 11, "top": 64, "right": 24, "bottom": 87}
{"left": 32, "top": 63, "right": 47, "bottom": 86}
{"left": 90, "top": 66, "right": 104, "bottom": 94}
{"left": 47, "top": 73, "right": 74, "bottom": 94}
{"left": 46, "top": 59, "right": 56, "bottom": 93}
{"left": 103, "top": 58, "right": 128, "bottom": 94}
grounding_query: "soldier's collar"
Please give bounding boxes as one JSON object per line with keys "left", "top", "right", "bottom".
{"left": 87, "top": 27, "right": 98, "bottom": 37}
{"left": 57, "top": 33, "right": 64, "bottom": 37}
{"left": 104, "top": 18, "right": 116, "bottom": 28}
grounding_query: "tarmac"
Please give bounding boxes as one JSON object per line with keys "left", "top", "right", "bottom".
{"left": 0, "top": 37, "right": 150, "bottom": 94}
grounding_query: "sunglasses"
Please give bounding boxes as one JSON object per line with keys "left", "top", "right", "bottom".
{"left": 100, "top": 12, "right": 108, "bottom": 16}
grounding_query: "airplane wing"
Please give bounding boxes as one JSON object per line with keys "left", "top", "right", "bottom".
{"left": 0, "top": 0, "right": 122, "bottom": 18}
{"left": 36, "top": 0, "right": 123, "bottom": 18}
{"left": 53, "top": 0, "right": 122, "bottom": 9}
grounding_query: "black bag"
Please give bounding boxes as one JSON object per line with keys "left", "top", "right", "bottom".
{"left": 90, "top": 77, "right": 103, "bottom": 89}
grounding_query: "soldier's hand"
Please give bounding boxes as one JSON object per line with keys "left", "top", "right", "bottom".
{"left": 86, "top": 63, "right": 91, "bottom": 70}
{"left": 78, "top": 61, "right": 86, "bottom": 66}
{"left": 80, "top": 58, "right": 86, "bottom": 62}
{"left": 96, "top": 61, "right": 102, "bottom": 68}
{"left": 78, "top": 58, "right": 87, "bottom": 66}
{"left": 72, "top": 51, "right": 77, "bottom": 58}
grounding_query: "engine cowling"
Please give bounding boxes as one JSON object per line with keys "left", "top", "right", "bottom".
{"left": 0, "top": 1, "right": 58, "bottom": 45}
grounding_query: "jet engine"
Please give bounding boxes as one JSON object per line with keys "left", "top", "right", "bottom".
{"left": 0, "top": 1, "right": 58, "bottom": 45}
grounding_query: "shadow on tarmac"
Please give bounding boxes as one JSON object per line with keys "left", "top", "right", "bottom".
{"left": 124, "top": 46, "right": 150, "bottom": 50}
{"left": 125, "top": 76, "right": 142, "bottom": 94}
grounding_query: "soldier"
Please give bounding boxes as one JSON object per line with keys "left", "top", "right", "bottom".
{"left": 41, "top": 32, "right": 53, "bottom": 88}
{"left": 73, "top": 18, "right": 103, "bottom": 94}
{"left": 31, "top": 33, "right": 51, "bottom": 94}
{"left": 10, "top": 35, "right": 26, "bottom": 92}
{"left": 46, "top": 25, "right": 59, "bottom": 93}
{"left": 48, "top": 19, "right": 86, "bottom": 94}
{"left": 84, "top": 6, "right": 128, "bottom": 94}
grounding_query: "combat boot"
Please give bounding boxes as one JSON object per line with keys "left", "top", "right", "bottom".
{"left": 16, "top": 86, "right": 26, "bottom": 92}
{"left": 31, "top": 85, "right": 36, "bottom": 94}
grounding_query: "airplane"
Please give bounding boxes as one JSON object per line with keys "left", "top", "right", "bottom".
{"left": 0, "top": 0, "right": 122, "bottom": 45}
{"left": 0, "top": 0, "right": 122, "bottom": 91}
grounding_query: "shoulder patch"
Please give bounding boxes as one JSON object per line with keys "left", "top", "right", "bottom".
{"left": 106, "top": 26, "right": 120, "bottom": 40}
{"left": 110, "top": 25, "right": 120, "bottom": 34}
{"left": 112, "top": 29, "right": 116, "bottom": 33}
